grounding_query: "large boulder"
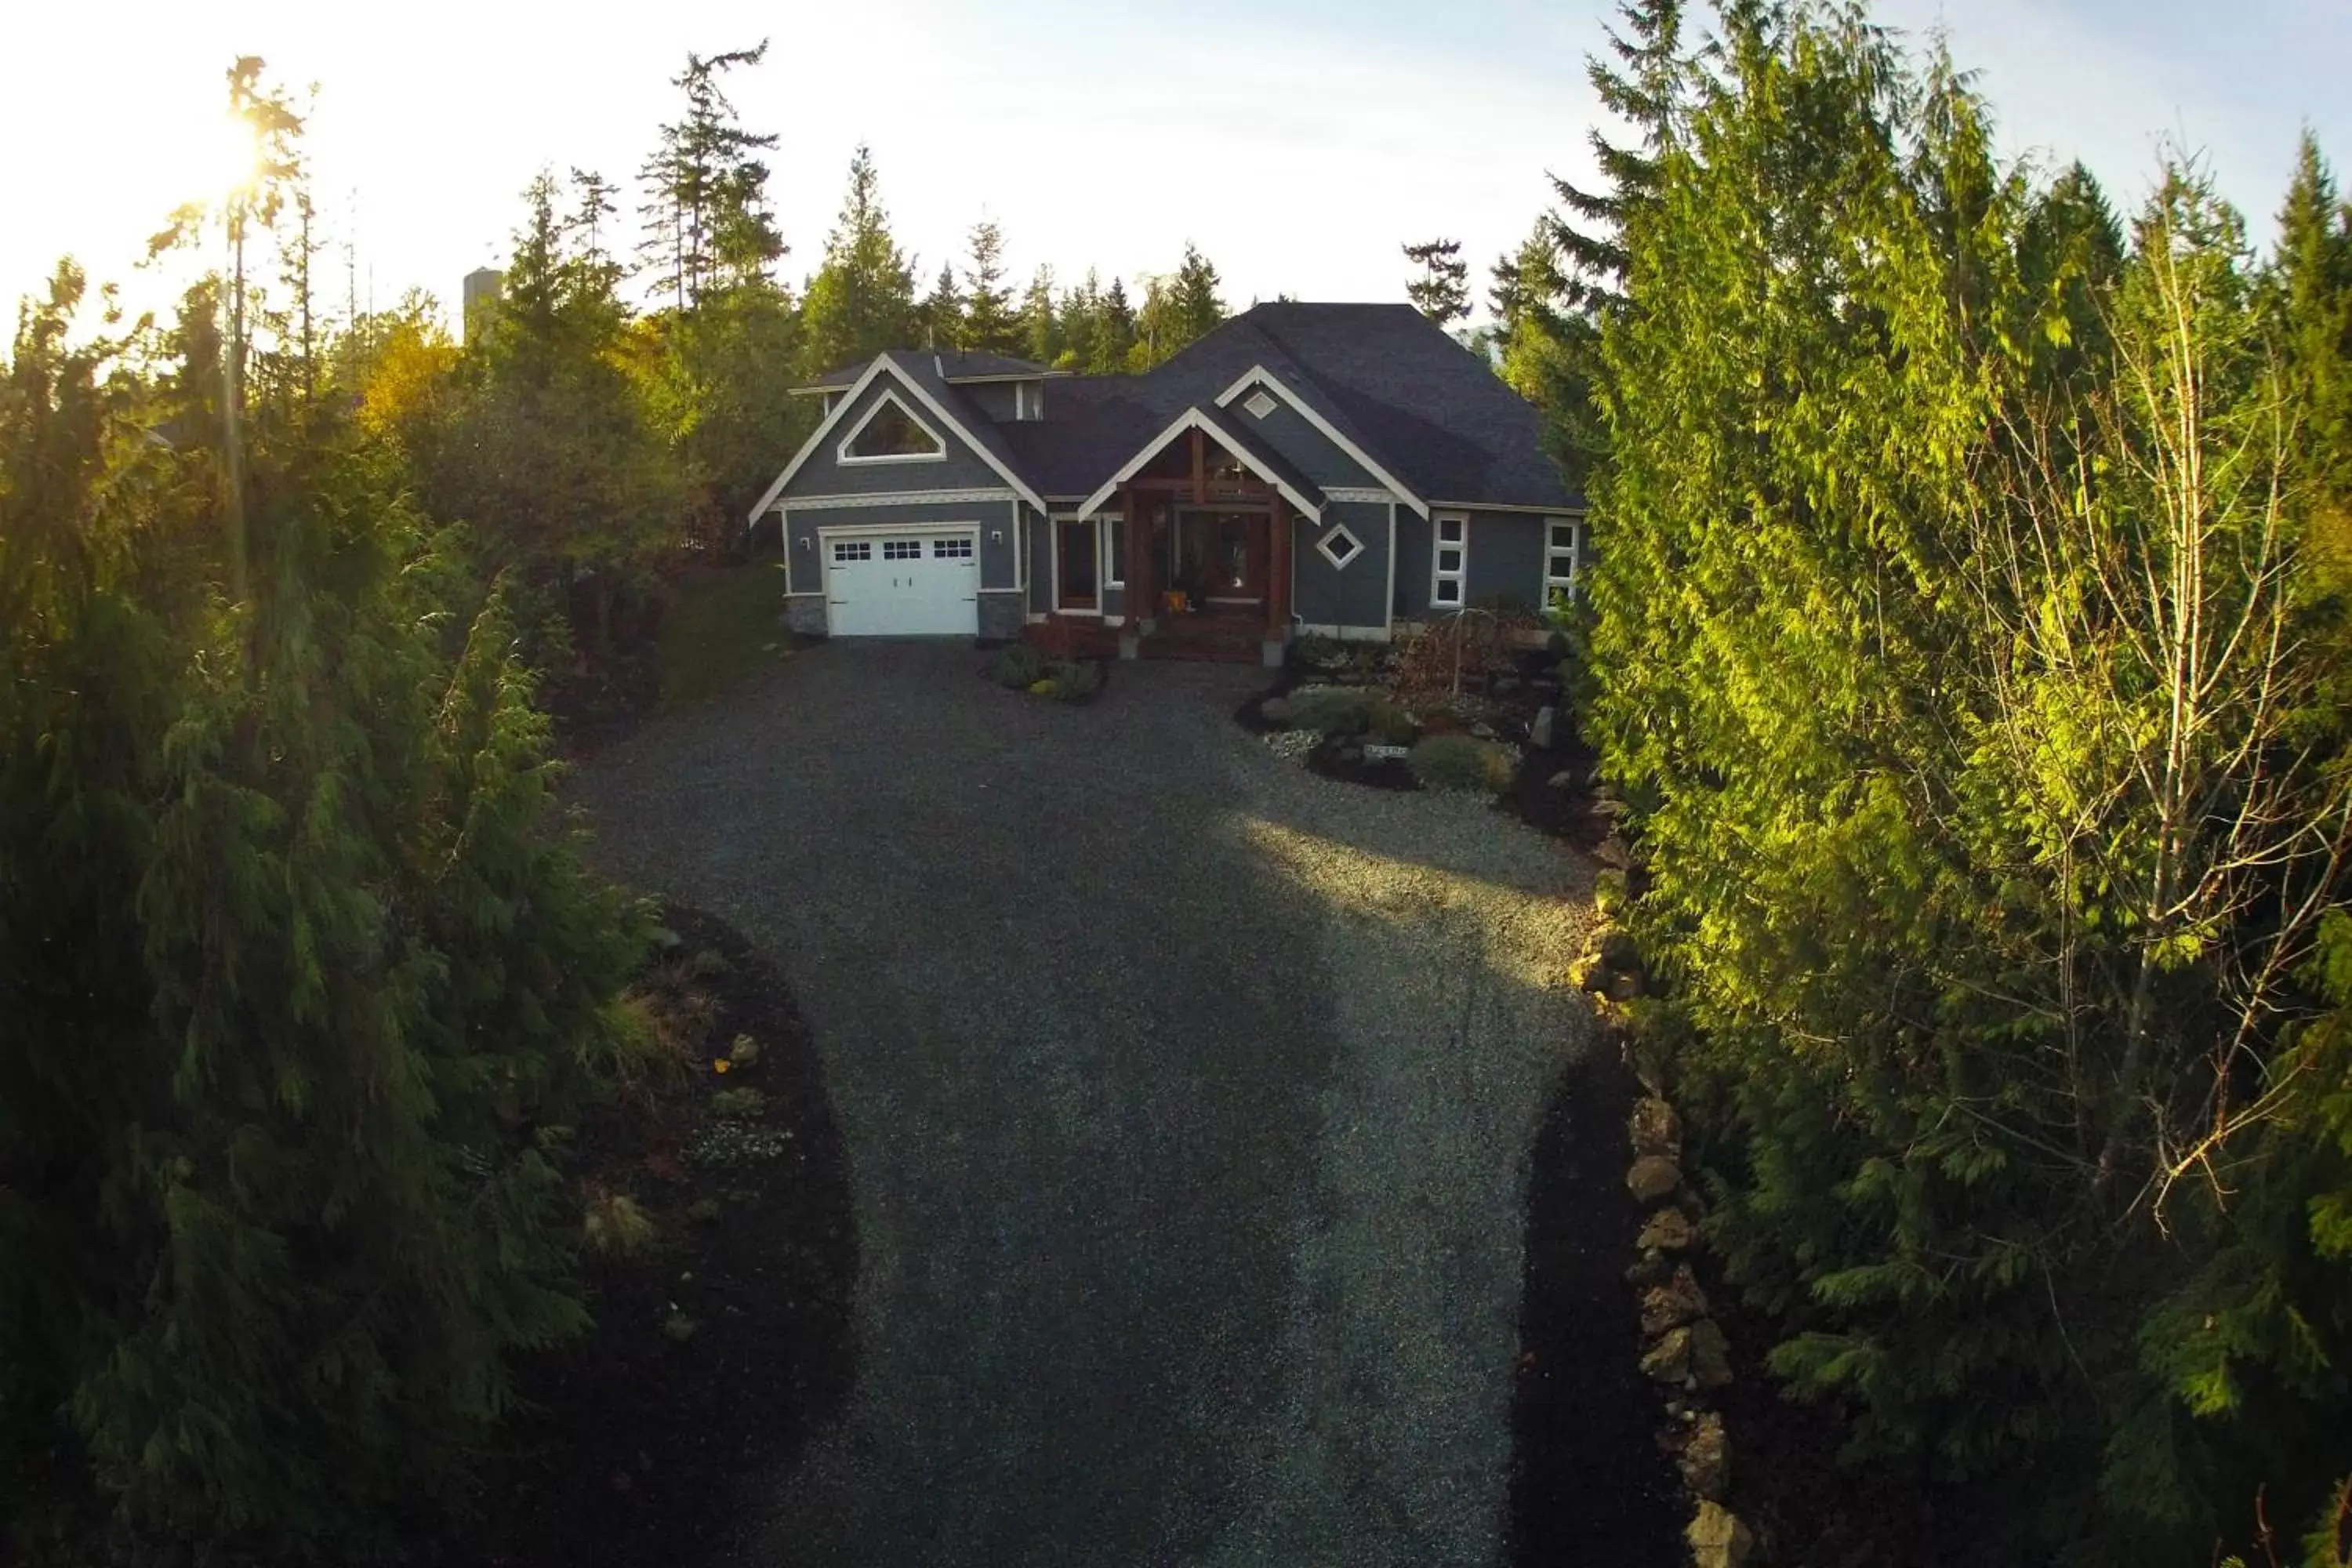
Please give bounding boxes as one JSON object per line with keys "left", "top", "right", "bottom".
{"left": 1639, "top": 1265, "right": 1711, "bottom": 1337}
{"left": 1639, "top": 1326, "right": 1692, "bottom": 1384}
{"left": 1679, "top": 1412, "right": 1730, "bottom": 1500}
{"left": 1629, "top": 1096, "right": 1682, "bottom": 1157}
{"left": 1686, "top": 1501, "right": 1755, "bottom": 1568}
{"left": 1637, "top": 1207, "right": 1694, "bottom": 1252}
{"left": 1530, "top": 705, "right": 1556, "bottom": 748}
{"left": 1628, "top": 1154, "right": 1682, "bottom": 1204}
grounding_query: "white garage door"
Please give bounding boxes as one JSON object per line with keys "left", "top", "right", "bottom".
{"left": 825, "top": 530, "right": 979, "bottom": 637}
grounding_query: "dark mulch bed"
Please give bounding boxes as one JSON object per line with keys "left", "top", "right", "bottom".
{"left": 465, "top": 904, "right": 856, "bottom": 1568}
{"left": 1508, "top": 1047, "right": 1685, "bottom": 1566}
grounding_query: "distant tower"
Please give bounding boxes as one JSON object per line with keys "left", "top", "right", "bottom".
{"left": 462, "top": 267, "right": 504, "bottom": 341}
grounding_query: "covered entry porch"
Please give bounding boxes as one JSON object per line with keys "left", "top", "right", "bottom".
{"left": 1052, "top": 405, "right": 1323, "bottom": 665}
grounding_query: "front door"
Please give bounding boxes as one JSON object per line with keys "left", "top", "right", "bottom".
{"left": 1176, "top": 510, "right": 1266, "bottom": 603}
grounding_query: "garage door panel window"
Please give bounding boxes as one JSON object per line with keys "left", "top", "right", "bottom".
{"left": 932, "top": 538, "right": 973, "bottom": 558}
{"left": 883, "top": 539, "right": 921, "bottom": 561}
{"left": 833, "top": 540, "right": 872, "bottom": 563}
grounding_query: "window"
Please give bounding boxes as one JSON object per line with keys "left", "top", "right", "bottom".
{"left": 1432, "top": 512, "right": 1467, "bottom": 607}
{"left": 931, "top": 537, "right": 973, "bottom": 559}
{"left": 1544, "top": 516, "right": 1585, "bottom": 604}
{"left": 1013, "top": 381, "right": 1043, "bottom": 420}
{"left": 832, "top": 540, "right": 872, "bottom": 564}
{"left": 1243, "top": 388, "right": 1278, "bottom": 419}
{"left": 883, "top": 539, "right": 921, "bottom": 561}
{"left": 1102, "top": 517, "right": 1127, "bottom": 587}
{"left": 838, "top": 390, "right": 946, "bottom": 463}
{"left": 1316, "top": 521, "right": 1365, "bottom": 570}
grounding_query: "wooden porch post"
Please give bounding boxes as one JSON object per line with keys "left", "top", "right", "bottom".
{"left": 1266, "top": 495, "right": 1290, "bottom": 643}
{"left": 1123, "top": 484, "right": 1153, "bottom": 631}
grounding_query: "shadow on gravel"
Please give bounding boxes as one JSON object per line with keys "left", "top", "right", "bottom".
{"left": 1508, "top": 1045, "right": 1683, "bottom": 1567}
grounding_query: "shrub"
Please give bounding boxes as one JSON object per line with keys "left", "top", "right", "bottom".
{"left": 1409, "top": 734, "right": 1516, "bottom": 793}
{"left": 991, "top": 641, "right": 1044, "bottom": 688}
{"left": 708, "top": 1087, "right": 768, "bottom": 1120}
{"left": 583, "top": 1189, "right": 658, "bottom": 1258}
{"left": 1042, "top": 660, "right": 1102, "bottom": 701}
{"left": 1287, "top": 686, "right": 1378, "bottom": 736}
{"left": 1368, "top": 697, "right": 1419, "bottom": 746}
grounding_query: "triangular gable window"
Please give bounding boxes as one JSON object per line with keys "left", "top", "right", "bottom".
{"left": 839, "top": 390, "right": 946, "bottom": 463}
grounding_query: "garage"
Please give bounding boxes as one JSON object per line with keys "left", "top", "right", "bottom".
{"left": 822, "top": 528, "right": 980, "bottom": 637}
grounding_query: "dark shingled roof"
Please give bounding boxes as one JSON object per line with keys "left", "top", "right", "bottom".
{"left": 800, "top": 348, "right": 1057, "bottom": 392}
{"left": 1237, "top": 303, "right": 1574, "bottom": 509}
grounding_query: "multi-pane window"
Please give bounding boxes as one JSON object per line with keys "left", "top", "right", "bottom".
{"left": 1432, "top": 513, "right": 1468, "bottom": 607}
{"left": 1543, "top": 516, "right": 1584, "bottom": 604}
{"left": 840, "top": 393, "right": 944, "bottom": 460}
{"left": 883, "top": 539, "right": 921, "bottom": 561}
{"left": 931, "top": 538, "right": 974, "bottom": 558}
{"left": 832, "top": 540, "right": 873, "bottom": 563}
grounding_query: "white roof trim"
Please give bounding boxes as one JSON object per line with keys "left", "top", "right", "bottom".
{"left": 1213, "top": 365, "right": 1428, "bottom": 518}
{"left": 1428, "top": 499, "right": 1586, "bottom": 515}
{"left": 1073, "top": 407, "right": 1323, "bottom": 521}
{"left": 747, "top": 353, "right": 1046, "bottom": 524}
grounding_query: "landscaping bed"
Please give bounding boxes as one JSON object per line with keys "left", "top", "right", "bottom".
{"left": 468, "top": 904, "right": 855, "bottom": 1568}
{"left": 1243, "top": 627, "right": 1624, "bottom": 851}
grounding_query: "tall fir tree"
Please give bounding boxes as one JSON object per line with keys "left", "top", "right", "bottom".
{"left": 798, "top": 144, "right": 917, "bottom": 377}
{"left": 920, "top": 259, "right": 963, "bottom": 350}
{"left": 1401, "top": 237, "right": 1470, "bottom": 327}
{"left": 636, "top": 42, "right": 784, "bottom": 310}
{"left": 960, "top": 218, "right": 1022, "bottom": 356}
{"left": 1021, "top": 264, "right": 1060, "bottom": 365}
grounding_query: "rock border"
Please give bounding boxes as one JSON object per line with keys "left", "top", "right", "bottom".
{"left": 1573, "top": 912, "right": 1758, "bottom": 1568}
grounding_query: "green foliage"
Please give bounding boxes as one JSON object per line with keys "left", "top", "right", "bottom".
{"left": 960, "top": 219, "right": 1022, "bottom": 356}
{"left": 1, "top": 246, "right": 641, "bottom": 1555}
{"left": 1369, "top": 697, "right": 1419, "bottom": 746}
{"left": 1287, "top": 685, "right": 1379, "bottom": 736}
{"left": 1038, "top": 659, "right": 1102, "bottom": 702}
{"left": 1407, "top": 735, "right": 1515, "bottom": 793}
{"left": 989, "top": 641, "right": 1044, "bottom": 689}
{"left": 1402, "top": 238, "right": 1470, "bottom": 328}
{"left": 583, "top": 1191, "right": 659, "bottom": 1258}
{"left": 1581, "top": 8, "right": 2352, "bottom": 1563}
{"left": 798, "top": 144, "right": 917, "bottom": 379}
{"left": 707, "top": 1087, "right": 768, "bottom": 1120}
{"left": 658, "top": 562, "right": 790, "bottom": 707}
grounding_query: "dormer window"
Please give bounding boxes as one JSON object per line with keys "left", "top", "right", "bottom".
{"left": 838, "top": 389, "right": 947, "bottom": 465}
{"left": 1013, "top": 380, "right": 1043, "bottom": 421}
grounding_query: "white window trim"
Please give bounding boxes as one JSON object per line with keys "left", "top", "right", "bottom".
{"left": 1432, "top": 510, "right": 1468, "bottom": 608}
{"left": 836, "top": 387, "right": 949, "bottom": 466}
{"left": 1101, "top": 514, "right": 1126, "bottom": 590}
{"left": 1543, "top": 514, "right": 1585, "bottom": 604}
{"left": 1316, "top": 521, "right": 1365, "bottom": 571}
{"left": 1243, "top": 388, "right": 1278, "bottom": 419}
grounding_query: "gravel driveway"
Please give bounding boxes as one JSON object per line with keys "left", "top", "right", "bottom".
{"left": 571, "top": 640, "right": 1597, "bottom": 1567}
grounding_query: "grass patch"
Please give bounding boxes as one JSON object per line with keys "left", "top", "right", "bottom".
{"left": 660, "top": 563, "right": 793, "bottom": 709}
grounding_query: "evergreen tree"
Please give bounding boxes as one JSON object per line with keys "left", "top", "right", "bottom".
{"left": 960, "top": 218, "right": 1021, "bottom": 356}
{"left": 920, "top": 259, "right": 963, "bottom": 350}
{"left": 1095, "top": 275, "right": 1137, "bottom": 372}
{"left": 1550, "top": 0, "right": 1689, "bottom": 312}
{"left": 1021, "top": 264, "right": 1060, "bottom": 365}
{"left": 2, "top": 132, "right": 642, "bottom": 1563}
{"left": 798, "top": 145, "right": 916, "bottom": 377}
{"left": 1170, "top": 241, "right": 1225, "bottom": 343}
{"left": 636, "top": 42, "right": 784, "bottom": 310}
{"left": 1401, "top": 237, "right": 1470, "bottom": 327}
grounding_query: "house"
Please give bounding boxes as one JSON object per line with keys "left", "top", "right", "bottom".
{"left": 746, "top": 302, "right": 1584, "bottom": 663}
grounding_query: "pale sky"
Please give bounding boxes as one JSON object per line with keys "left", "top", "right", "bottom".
{"left": 3, "top": 0, "right": 2347, "bottom": 332}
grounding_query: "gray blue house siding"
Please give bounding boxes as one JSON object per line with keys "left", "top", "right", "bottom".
{"left": 1290, "top": 499, "right": 1391, "bottom": 633}
{"left": 1229, "top": 398, "right": 1379, "bottom": 490}
{"left": 780, "top": 377, "right": 1004, "bottom": 498}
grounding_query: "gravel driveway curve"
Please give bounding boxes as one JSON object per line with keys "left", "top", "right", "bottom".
{"left": 570, "top": 641, "right": 1598, "bottom": 1568}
